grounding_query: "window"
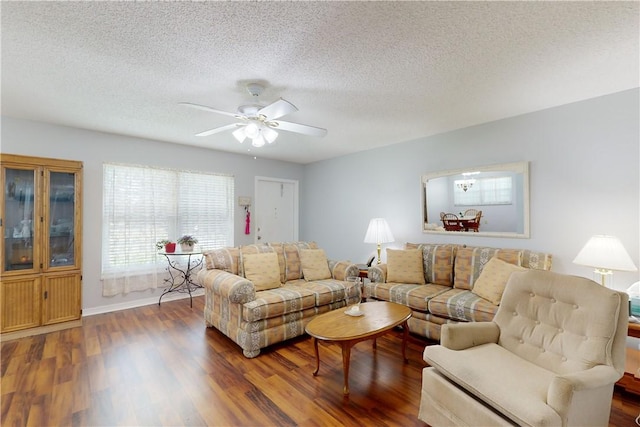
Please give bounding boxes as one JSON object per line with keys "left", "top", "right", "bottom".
{"left": 453, "top": 176, "right": 512, "bottom": 206}
{"left": 101, "top": 163, "right": 234, "bottom": 295}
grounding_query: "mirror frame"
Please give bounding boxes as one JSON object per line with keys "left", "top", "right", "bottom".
{"left": 421, "top": 161, "right": 530, "bottom": 238}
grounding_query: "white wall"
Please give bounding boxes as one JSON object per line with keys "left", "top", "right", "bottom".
{"left": 301, "top": 89, "right": 640, "bottom": 292}
{"left": 1, "top": 117, "right": 304, "bottom": 312}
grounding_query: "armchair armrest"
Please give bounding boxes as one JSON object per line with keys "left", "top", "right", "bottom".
{"left": 368, "top": 263, "right": 387, "bottom": 283}
{"left": 547, "top": 365, "right": 622, "bottom": 408}
{"left": 440, "top": 322, "right": 500, "bottom": 350}
{"left": 328, "top": 260, "right": 359, "bottom": 281}
{"left": 197, "top": 269, "right": 256, "bottom": 304}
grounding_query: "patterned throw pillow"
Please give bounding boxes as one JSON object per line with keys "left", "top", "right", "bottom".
{"left": 242, "top": 252, "right": 282, "bottom": 291}
{"left": 471, "top": 257, "right": 526, "bottom": 305}
{"left": 300, "top": 249, "right": 332, "bottom": 281}
{"left": 386, "top": 249, "right": 425, "bottom": 285}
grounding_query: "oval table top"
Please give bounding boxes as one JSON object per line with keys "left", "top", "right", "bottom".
{"left": 305, "top": 301, "right": 411, "bottom": 342}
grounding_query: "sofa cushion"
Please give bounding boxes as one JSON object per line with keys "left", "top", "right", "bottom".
{"left": 366, "top": 282, "right": 450, "bottom": 311}
{"left": 387, "top": 248, "right": 425, "bottom": 285}
{"left": 243, "top": 286, "right": 317, "bottom": 322}
{"left": 203, "top": 247, "right": 240, "bottom": 275}
{"left": 300, "top": 249, "right": 332, "bottom": 281}
{"left": 287, "top": 279, "right": 360, "bottom": 306}
{"left": 269, "top": 241, "right": 318, "bottom": 281}
{"left": 406, "top": 243, "right": 457, "bottom": 286}
{"left": 453, "top": 247, "right": 523, "bottom": 290}
{"left": 472, "top": 257, "right": 526, "bottom": 305}
{"left": 242, "top": 252, "right": 282, "bottom": 291}
{"left": 428, "top": 288, "right": 499, "bottom": 322}
{"left": 521, "top": 249, "right": 553, "bottom": 270}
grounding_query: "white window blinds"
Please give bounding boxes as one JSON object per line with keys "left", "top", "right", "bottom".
{"left": 101, "top": 163, "right": 234, "bottom": 295}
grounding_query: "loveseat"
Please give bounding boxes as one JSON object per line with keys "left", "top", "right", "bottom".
{"left": 198, "top": 241, "right": 361, "bottom": 358}
{"left": 364, "top": 243, "right": 552, "bottom": 341}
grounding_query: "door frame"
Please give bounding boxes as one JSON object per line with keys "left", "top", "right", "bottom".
{"left": 254, "top": 176, "right": 299, "bottom": 244}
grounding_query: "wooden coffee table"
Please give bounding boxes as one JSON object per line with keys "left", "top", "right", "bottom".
{"left": 305, "top": 301, "right": 412, "bottom": 396}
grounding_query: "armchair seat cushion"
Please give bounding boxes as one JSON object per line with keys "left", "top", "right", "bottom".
{"left": 425, "top": 343, "right": 560, "bottom": 426}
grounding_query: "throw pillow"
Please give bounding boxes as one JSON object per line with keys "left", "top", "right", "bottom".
{"left": 300, "top": 249, "right": 332, "bottom": 281}
{"left": 386, "top": 249, "right": 425, "bottom": 285}
{"left": 472, "top": 257, "right": 526, "bottom": 305}
{"left": 242, "top": 252, "right": 282, "bottom": 291}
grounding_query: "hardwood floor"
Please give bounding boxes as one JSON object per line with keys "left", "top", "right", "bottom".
{"left": 1, "top": 296, "right": 639, "bottom": 426}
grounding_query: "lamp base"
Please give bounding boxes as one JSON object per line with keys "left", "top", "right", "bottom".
{"left": 376, "top": 244, "right": 382, "bottom": 265}
{"left": 594, "top": 268, "right": 613, "bottom": 287}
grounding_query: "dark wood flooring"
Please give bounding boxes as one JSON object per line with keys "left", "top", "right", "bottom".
{"left": 1, "top": 296, "right": 638, "bottom": 426}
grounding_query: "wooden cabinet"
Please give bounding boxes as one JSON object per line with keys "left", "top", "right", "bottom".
{"left": 0, "top": 154, "right": 82, "bottom": 337}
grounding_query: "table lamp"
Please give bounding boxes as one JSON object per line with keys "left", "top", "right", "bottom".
{"left": 573, "top": 234, "right": 638, "bottom": 287}
{"left": 364, "top": 218, "right": 394, "bottom": 265}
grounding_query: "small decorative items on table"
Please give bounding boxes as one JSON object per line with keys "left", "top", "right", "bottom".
{"left": 177, "top": 235, "right": 198, "bottom": 252}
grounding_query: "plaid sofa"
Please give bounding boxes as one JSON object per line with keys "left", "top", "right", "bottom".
{"left": 197, "top": 241, "right": 360, "bottom": 358}
{"left": 364, "top": 243, "right": 552, "bottom": 341}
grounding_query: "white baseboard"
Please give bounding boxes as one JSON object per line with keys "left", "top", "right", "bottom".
{"left": 83, "top": 289, "right": 204, "bottom": 317}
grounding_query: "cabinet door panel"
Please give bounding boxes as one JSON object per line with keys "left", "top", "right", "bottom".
{"left": 45, "top": 170, "right": 80, "bottom": 271}
{"left": 2, "top": 166, "right": 40, "bottom": 274}
{"left": 42, "top": 273, "right": 81, "bottom": 325}
{"left": 0, "top": 277, "right": 41, "bottom": 332}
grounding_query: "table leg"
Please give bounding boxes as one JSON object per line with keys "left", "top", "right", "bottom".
{"left": 312, "top": 338, "right": 320, "bottom": 376}
{"left": 341, "top": 342, "right": 352, "bottom": 396}
{"left": 402, "top": 321, "right": 409, "bottom": 363}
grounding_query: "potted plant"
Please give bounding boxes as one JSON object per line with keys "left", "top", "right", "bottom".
{"left": 156, "top": 239, "right": 176, "bottom": 253}
{"left": 177, "top": 235, "right": 198, "bottom": 252}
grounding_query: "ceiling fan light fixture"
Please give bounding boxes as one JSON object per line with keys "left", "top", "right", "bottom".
{"left": 262, "top": 126, "right": 278, "bottom": 144}
{"left": 252, "top": 135, "right": 266, "bottom": 148}
{"left": 232, "top": 127, "right": 247, "bottom": 143}
{"left": 245, "top": 122, "right": 260, "bottom": 139}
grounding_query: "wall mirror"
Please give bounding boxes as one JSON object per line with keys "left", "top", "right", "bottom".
{"left": 422, "top": 161, "right": 530, "bottom": 238}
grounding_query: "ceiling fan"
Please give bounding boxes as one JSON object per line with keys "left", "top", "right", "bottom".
{"left": 180, "top": 83, "right": 327, "bottom": 148}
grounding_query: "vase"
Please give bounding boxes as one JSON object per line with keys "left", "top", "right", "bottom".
{"left": 165, "top": 243, "right": 176, "bottom": 253}
{"left": 181, "top": 243, "right": 194, "bottom": 252}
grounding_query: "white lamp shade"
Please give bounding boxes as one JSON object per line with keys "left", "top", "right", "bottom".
{"left": 573, "top": 235, "right": 638, "bottom": 272}
{"left": 364, "top": 218, "right": 394, "bottom": 244}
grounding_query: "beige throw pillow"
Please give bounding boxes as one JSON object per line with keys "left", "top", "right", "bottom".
{"left": 386, "top": 249, "right": 425, "bottom": 285}
{"left": 242, "top": 252, "right": 282, "bottom": 291}
{"left": 300, "top": 249, "right": 332, "bottom": 281}
{"left": 472, "top": 257, "right": 526, "bottom": 305}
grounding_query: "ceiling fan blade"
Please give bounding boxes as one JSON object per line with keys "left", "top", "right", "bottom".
{"left": 179, "top": 102, "right": 243, "bottom": 119}
{"left": 270, "top": 120, "right": 327, "bottom": 138}
{"left": 195, "top": 123, "right": 241, "bottom": 137}
{"left": 258, "top": 98, "right": 298, "bottom": 120}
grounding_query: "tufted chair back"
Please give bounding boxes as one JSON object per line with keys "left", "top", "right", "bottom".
{"left": 495, "top": 269, "right": 627, "bottom": 376}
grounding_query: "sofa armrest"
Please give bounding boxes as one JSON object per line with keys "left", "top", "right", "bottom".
{"left": 197, "top": 269, "right": 256, "bottom": 304}
{"left": 328, "top": 260, "right": 359, "bottom": 281}
{"left": 440, "top": 322, "right": 500, "bottom": 350}
{"left": 368, "top": 263, "right": 387, "bottom": 283}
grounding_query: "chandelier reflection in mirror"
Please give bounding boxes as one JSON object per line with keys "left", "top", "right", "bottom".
{"left": 455, "top": 172, "right": 480, "bottom": 192}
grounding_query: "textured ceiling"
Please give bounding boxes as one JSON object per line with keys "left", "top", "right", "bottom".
{"left": 2, "top": 1, "right": 638, "bottom": 164}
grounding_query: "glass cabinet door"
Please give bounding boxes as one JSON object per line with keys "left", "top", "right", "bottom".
{"left": 3, "top": 167, "right": 37, "bottom": 273}
{"left": 47, "top": 171, "right": 77, "bottom": 269}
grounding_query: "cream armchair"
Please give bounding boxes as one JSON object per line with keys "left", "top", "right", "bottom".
{"left": 419, "top": 270, "right": 628, "bottom": 427}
